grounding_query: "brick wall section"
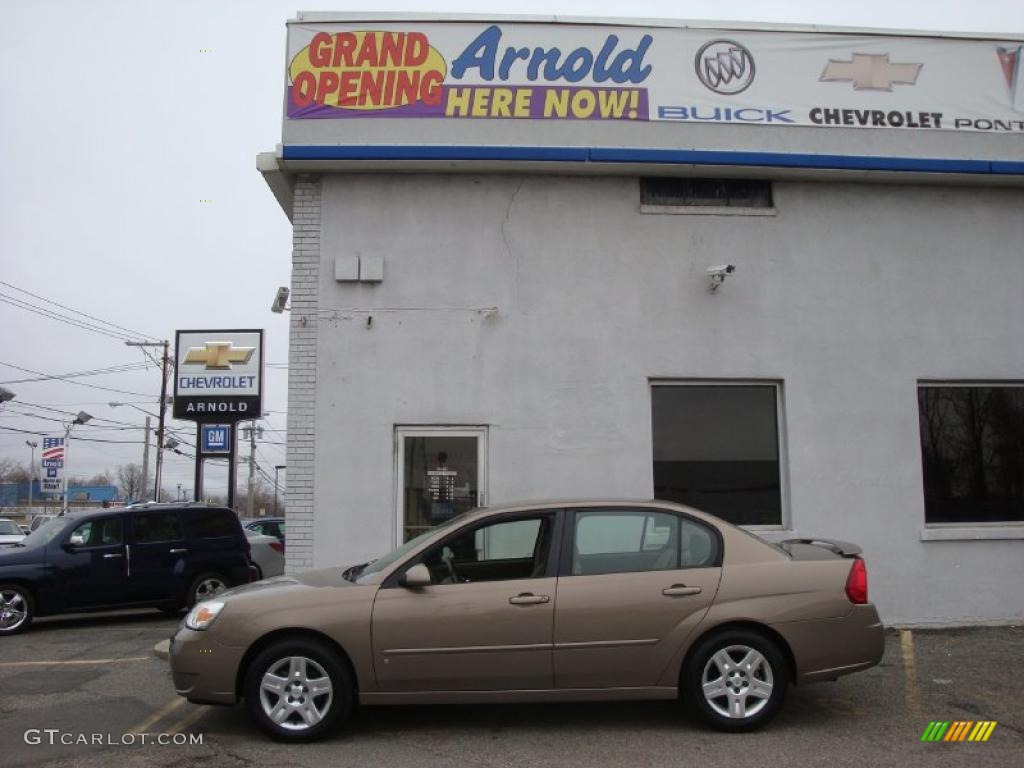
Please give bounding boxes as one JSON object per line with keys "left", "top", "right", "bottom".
{"left": 285, "top": 176, "right": 321, "bottom": 572}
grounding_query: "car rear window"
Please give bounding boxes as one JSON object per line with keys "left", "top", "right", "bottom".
{"left": 186, "top": 509, "right": 240, "bottom": 539}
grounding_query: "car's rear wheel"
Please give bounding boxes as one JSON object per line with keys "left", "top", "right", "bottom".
{"left": 0, "top": 584, "right": 33, "bottom": 636}
{"left": 187, "top": 573, "right": 227, "bottom": 608}
{"left": 683, "top": 629, "right": 789, "bottom": 731}
{"left": 243, "top": 638, "right": 353, "bottom": 742}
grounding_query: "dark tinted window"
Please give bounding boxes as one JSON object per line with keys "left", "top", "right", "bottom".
{"left": 186, "top": 509, "right": 239, "bottom": 539}
{"left": 68, "top": 517, "right": 122, "bottom": 547}
{"left": 133, "top": 513, "right": 183, "bottom": 543}
{"left": 641, "top": 177, "right": 773, "bottom": 208}
{"left": 918, "top": 385, "right": 1024, "bottom": 523}
{"left": 652, "top": 384, "right": 783, "bottom": 526}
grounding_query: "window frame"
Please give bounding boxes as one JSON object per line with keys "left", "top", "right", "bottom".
{"left": 558, "top": 506, "right": 723, "bottom": 578}
{"left": 917, "top": 380, "right": 1024, "bottom": 531}
{"left": 650, "top": 379, "right": 790, "bottom": 531}
{"left": 382, "top": 509, "right": 564, "bottom": 588}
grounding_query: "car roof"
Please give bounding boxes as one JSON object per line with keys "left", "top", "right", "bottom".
{"left": 460, "top": 499, "right": 722, "bottom": 525}
{"left": 63, "top": 503, "right": 235, "bottom": 521}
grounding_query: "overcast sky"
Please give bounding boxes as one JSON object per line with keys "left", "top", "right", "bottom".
{"left": 1, "top": 1, "right": 1022, "bottom": 503}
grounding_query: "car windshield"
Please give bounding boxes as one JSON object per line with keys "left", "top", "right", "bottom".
{"left": 351, "top": 511, "right": 472, "bottom": 583}
{"left": 21, "top": 516, "right": 70, "bottom": 547}
{"left": 0, "top": 520, "right": 21, "bottom": 536}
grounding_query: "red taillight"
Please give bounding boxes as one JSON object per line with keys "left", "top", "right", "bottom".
{"left": 845, "top": 558, "right": 869, "bottom": 604}
{"left": 269, "top": 540, "right": 284, "bottom": 554}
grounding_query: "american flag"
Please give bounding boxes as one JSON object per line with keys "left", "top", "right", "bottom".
{"left": 42, "top": 437, "right": 64, "bottom": 460}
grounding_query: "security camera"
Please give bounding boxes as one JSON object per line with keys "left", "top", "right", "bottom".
{"left": 706, "top": 264, "right": 736, "bottom": 292}
{"left": 270, "top": 286, "right": 290, "bottom": 313}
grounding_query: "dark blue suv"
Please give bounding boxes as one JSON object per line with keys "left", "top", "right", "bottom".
{"left": 0, "top": 503, "right": 256, "bottom": 635}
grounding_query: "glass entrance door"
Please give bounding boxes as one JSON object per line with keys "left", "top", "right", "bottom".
{"left": 395, "top": 427, "right": 488, "bottom": 545}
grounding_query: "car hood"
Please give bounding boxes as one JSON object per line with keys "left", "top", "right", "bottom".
{"left": 217, "top": 566, "right": 353, "bottom": 601}
{"left": 0, "top": 544, "right": 45, "bottom": 565}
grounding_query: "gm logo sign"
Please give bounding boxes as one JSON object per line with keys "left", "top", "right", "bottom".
{"left": 201, "top": 424, "right": 231, "bottom": 454}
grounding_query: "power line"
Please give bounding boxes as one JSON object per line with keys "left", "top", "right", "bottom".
{"left": 0, "top": 361, "right": 153, "bottom": 398}
{"left": 0, "top": 362, "right": 151, "bottom": 385}
{"left": 0, "top": 293, "right": 137, "bottom": 342}
{"left": 0, "top": 425, "right": 144, "bottom": 445}
{"left": 0, "top": 280, "right": 159, "bottom": 341}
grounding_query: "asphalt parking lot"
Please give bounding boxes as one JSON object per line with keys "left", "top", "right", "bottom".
{"left": 0, "top": 613, "right": 1020, "bottom": 768}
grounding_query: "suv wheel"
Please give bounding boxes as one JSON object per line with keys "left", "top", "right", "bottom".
{"left": 244, "top": 637, "right": 353, "bottom": 742}
{"left": 0, "top": 584, "right": 33, "bottom": 636}
{"left": 187, "top": 573, "right": 227, "bottom": 607}
{"left": 683, "top": 629, "right": 789, "bottom": 731}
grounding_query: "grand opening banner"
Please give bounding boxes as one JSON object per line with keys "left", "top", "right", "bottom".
{"left": 286, "top": 22, "right": 1024, "bottom": 133}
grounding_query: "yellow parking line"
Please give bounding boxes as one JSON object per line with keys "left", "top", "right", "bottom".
{"left": 130, "top": 698, "right": 186, "bottom": 734}
{"left": 166, "top": 705, "right": 208, "bottom": 735}
{"left": 899, "top": 629, "right": 920, "bottom": 716}
{"left": 0, "top": 656, "right": 149, "bottom": 668}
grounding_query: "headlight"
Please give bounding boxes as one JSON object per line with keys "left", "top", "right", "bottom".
{"left": 185, "top": 600, "right": 225, "bottom": 630}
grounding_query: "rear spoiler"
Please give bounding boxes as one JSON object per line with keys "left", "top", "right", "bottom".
{"left": 779, "top": 538, "right": 862, "bottom": 557}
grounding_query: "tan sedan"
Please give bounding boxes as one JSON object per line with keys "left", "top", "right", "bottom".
{"left": 169, "top": 501, "right": 884, "bottom": 741}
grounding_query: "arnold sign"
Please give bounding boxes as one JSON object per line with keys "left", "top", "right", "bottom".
{"left": 286, "top": 21, "right": 1024, "bottom": 133}
{"left": 174, "top": 330, "right": 264, "bottom": 422}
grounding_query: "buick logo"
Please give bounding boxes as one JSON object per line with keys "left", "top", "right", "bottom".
{"left": 695, "top": 39, "right": 755, "bottom": 94}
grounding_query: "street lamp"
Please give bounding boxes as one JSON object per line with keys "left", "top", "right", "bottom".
{"left": 0, "top": 385, "right": 15, "bottom": 404}
{"left": 62, "top": 411, "right": 93, "bottom": 515}
{"left": 274, "top": 465, "right": 286, "bottom": 516}
{"left": 25, "top": 440, "right": 38, "bottom": 509}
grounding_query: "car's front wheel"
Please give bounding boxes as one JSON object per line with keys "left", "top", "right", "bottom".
{"left": 683, "top": 629, "right": 789, "bottom": 731}
{"left": 187, "top": 573, "right": 227, "bottom": 608}
{"left": 243, "top": 638, "right": 353, "bottom": 742}
{"left": 0, "top": 583, "right": 34, "bottom": 636}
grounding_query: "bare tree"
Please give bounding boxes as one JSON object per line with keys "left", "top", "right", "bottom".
{"left": 116, "top": 463, "right": 147, "bottom": 501}
{"left": 0, "top": 458, "right": 31, "bottom": 484}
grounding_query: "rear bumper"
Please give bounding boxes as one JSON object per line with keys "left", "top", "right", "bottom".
{"left": 168, "top": 626, "right": 245, "bottom": 705}
{"left": 773, "top": 604, "right": 885, "bottom": 683}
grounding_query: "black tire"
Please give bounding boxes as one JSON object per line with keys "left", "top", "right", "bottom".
{"left": 683, "top": 629, "right": 789, "bottom": 731}
{"left": 0, "top": 583, "right": 34, "bottom": 636}
{"left": 243, "top": 637, "right": 353, "bottom": 742}
{"left": 186, "top": 572, "right": 228, "bottom": 608}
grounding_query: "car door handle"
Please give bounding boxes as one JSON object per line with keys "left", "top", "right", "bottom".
{"left": 169, "top": 548, "right": 188, "bottom": 554}
{"left": 103, "top": 553, "right": 123, "bottom": 559}
{"left": 662, "top": 584, "right": 702, "bottom": 597}
{"left": 509, "top": 593, "right": 550, "bottom": 605}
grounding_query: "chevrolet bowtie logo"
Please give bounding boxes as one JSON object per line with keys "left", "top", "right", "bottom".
{"left": 183, "top": 342, "right": 256, "bottom": 370}
{"left": 820, "top": 53, "right": 922, "bottom": 91}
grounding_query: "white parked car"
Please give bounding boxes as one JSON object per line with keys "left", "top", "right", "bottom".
{"left": 245, "top": 530, "right": 284, "bottom": 579}
{"left": 0, "top": 518, "right": 26, "bottom": 547}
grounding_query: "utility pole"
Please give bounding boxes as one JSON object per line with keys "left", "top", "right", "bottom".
{"left": 126, "top": 340, "right": 171, "bottom": 502}
{"left": 274, "top": 464, "right": 285, "bottom": 516}
{"left": 141, "top": 416, "right": 151, "bottom": 501}
{"left": 239, "top": 421, "right": 263, "bottom": 518}
{"left": 25, "top": 440, "right": 37, "bottom": 509}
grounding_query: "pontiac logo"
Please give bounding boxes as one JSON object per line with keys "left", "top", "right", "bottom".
{"left": 997, "top": 45, "right": 1023, "bottom": 110}
{"left": 820, "top": 53, "right": 922, "bottom": 91}
{"left": 695, "top": 40, "right": 755, "bottom": 95}
{"left": 183, "top": 342, "right": 256, "bottom": 370}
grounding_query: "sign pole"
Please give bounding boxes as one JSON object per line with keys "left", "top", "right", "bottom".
{"left": 193, "top": 424, "right": 203, "bottom": 502}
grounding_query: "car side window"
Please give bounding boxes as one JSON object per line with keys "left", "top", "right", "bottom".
{"left": 679, "top": 517, "right": 718, "bottom": 568}
{"left": 133, "top": 513, "right": 184, "bottom": 544}
{"left": 185, "top": 509, "right": 238, "bottom": 539}
{"left": 421, "top": 516, "right": 549, "bottom": 585}
{"left": 68, "top": 517, "right": 123, "bottom": 548}
{"left": 572, "top": 510, "right": 680, "bottom": 576}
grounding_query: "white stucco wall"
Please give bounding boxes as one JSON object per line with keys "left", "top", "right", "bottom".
{"left": 289, "top": 172, "right": 1024, "bottom": 626}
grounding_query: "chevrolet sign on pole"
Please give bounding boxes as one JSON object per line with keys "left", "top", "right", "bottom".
{"left": 174, "top": 330, "right": 264, "bottom": 421}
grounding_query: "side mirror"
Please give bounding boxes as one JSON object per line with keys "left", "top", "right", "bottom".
{"left": 400, "top": 563, "right": 432, "bottom": 588}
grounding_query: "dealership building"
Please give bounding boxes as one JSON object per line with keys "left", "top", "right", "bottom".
{"left": 260, "top": 14, "right": 1024, "bottom": 626}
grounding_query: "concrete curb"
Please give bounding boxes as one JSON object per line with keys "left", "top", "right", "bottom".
{"left": 153, "top": 639, "right": 170, "bottom": 660}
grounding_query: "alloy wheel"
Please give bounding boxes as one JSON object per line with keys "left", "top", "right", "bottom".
{"left": 259, "top": 656, "right": 334, "bottom": 731}
{"left": 0, "top": 589, "right": 28, "bottom": 632}
{"left": 194, "top": 577, "right": 226, "bottom": 601}
{"left": 701, "top": 644, "right": 774, "bottom": 719}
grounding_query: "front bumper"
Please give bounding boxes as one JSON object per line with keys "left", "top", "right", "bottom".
{"left": 168, "top": 625, "right": 246, "bottom": 705}
{"left": 774, "top": 603, "right": 885, "bottom": 683}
